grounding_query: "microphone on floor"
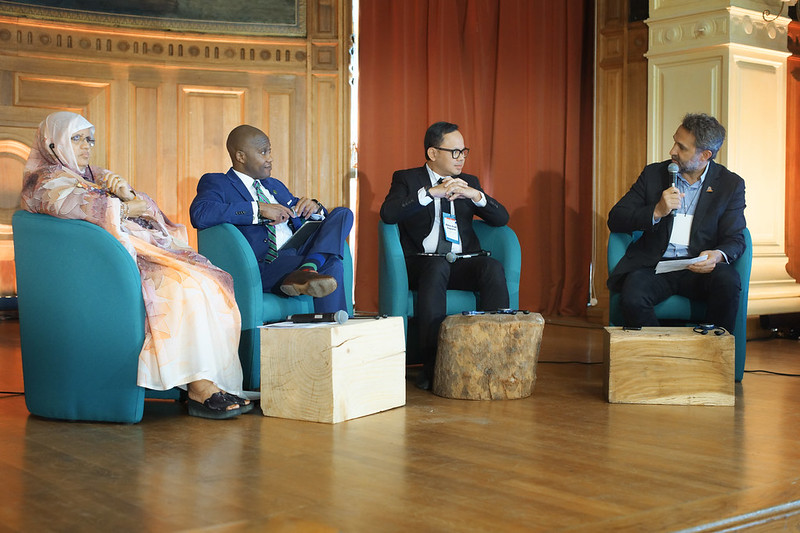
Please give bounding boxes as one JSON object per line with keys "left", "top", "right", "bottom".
{"left": 288, "top": 310, "right": 348, "bottom": 324}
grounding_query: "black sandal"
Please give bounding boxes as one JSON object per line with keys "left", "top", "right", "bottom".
{"left": 187, "top": 391, "right": 242, "bottom": 420}
{"left": 223, "top": 393, "right": 255, "bottom": 414}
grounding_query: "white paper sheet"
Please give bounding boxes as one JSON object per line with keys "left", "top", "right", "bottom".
{"left": 655, "top": 254, "right": 708, "bottom": 274}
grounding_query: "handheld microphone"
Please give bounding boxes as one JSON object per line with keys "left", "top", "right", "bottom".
{"left": 288, "top": 310, "right": 348, "bottom": 324}
{"left": 445, "top": 250, "right": 491, "bottom": 263}
{"left": 667, "top": 162, "right": 679, "bottom": 187}
{"left": 667, "top": 162, "right": 679, "bottom": 215}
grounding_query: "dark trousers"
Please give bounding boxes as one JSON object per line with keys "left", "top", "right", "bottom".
{"left": 619, "top": 262, "right": 741, "bottom": 333}
{"left": 260, "top": 207, "right": 353, "bottom": 313}
{"left": 405, "top": 255, "right": 509, "bottom": 378}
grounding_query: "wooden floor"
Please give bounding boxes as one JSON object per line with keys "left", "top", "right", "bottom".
{"left": 1, "top": 318, "right": 799, "bottom": 532}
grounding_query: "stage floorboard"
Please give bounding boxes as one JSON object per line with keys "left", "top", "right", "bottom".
{"left": 1, "top": 319, "right": 799, "bottom": 532}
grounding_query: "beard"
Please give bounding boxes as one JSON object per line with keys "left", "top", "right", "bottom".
{"left": 674, "top": 156, "right": 703, "bottom": 175}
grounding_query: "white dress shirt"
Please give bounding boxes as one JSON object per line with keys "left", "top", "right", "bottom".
{"left": 232, "top": 169, "right": 292, "bottom": 248}
{"left": 416, "top": 164, "right": 487, "bottom": 254}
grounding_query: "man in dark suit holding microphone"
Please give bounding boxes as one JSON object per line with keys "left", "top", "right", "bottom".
{"left": 607, "top": 113, "right": 747, "bottom": 333}
{"left": 381, "top": 121, "right": 510, "bottom": 390}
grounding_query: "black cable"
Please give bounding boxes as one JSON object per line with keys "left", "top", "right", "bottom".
{"left": 538, "top": 362, "right": 799, "bottom": 376}
{"left": 744, "top": 369, "right": 800, "bottom": 377}
{"left": 48, "top": 143, "right": 66, "bottom": 166}
{"left": 539, "top": 361, "right": 602, "bottom": 365}
{"left": 0, "top": 391, "right": 25, "bottom": 397}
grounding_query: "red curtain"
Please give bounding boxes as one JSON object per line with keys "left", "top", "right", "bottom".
{"left": 356, "top": 0, "right": 594, "bottom": 316}
{"left": 787, "top": 21, "right": 800, "bottom": 281}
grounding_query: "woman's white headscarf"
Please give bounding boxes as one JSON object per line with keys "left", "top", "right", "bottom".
{"left": 24, "top": 111, "right": 94, "bottom": 177}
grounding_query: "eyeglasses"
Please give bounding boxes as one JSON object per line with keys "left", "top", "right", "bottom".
{"left": 434, "top": 147, "right": 470, "bottom": 159}
{"left": 70, "top": 134, "right": 96, "bottom": 147}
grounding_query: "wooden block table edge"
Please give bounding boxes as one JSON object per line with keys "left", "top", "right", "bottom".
{"left": 604, "top": 327, "right": 735, "bottom": 407}
{"left": 260, "top": 317, "right": 406, "bottom": 423}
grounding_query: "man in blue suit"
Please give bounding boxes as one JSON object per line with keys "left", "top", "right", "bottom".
{"left": 190, "top": 125, "right": 353, "bottom": 313}
{"left": 607, "top": 113, "right": 747, "bottom": 333}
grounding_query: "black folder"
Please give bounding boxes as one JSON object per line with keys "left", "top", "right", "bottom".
{"left": 279, "top": 219, "right": 322, "bottom": 250}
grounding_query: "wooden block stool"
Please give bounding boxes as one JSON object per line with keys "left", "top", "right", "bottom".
{"left": 433, "top": 312, "right": 545, "bottom": 400}
{"left": 260, "top": 317, "right": 406, "bottom": 423}
{"left": 604, "top": 327, "right": 734, "bottom": 406}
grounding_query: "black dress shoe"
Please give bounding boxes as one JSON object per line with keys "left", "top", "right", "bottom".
{"left": 414, "top": 372, "right": 432, "bottom": 391}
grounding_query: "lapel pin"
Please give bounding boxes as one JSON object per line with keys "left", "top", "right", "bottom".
{"left": 706, "top": 186, "right": 713, "bottom": 193}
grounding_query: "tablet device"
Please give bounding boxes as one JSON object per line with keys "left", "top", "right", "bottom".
{"left": 280, "top": 220, "right": 322, "bottom": 250}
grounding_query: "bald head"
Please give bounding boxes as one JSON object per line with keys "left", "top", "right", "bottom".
{"left": 227, "top": 125, "right": 266, "bottom": 162}
{"left": 227, "top": 124, "right": 273, "bottom": 180}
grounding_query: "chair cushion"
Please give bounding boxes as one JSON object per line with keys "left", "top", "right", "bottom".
{"left": 260, "top": 293, "right": 315, "bottom": 323}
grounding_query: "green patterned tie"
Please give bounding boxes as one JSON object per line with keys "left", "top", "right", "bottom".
{"left": 253, "top": 180, "right": 279, "bottom": 263}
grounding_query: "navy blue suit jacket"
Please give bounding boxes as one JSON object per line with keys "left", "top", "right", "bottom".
{"left": 379, "top": 166, "right": 509, "bottom": 255}
{"left": 190, "top": 168, "right": 326, "bottom": 262}
{"left": 607, "top": 159, "right": 747, "bottom": 291}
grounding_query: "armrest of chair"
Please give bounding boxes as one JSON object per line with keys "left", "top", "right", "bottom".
{"left": 342, "top": 243, "right": 355, "bottom": 315}
{"left": 473, "top": 221, "right": 522, "bottom": 308}
{"left": 608, "top": 231, "right": 641, "bottom": 327}
{"left": 12, "top": 210, "right": 146, "bottom": 422}
{"left": 378, "top": 221, "right": 410, "bottom": 317}
{"left": 197, "top": 223, "right": 262, "bottom": 331}
{"left": 734, "top": 227, "right": 753, "bottom": 289}
{"left": 733, "top": 227, "right": 752, "bottom": 381}
{"left": 607, "top": 231, "right": 637, "bottom": 273}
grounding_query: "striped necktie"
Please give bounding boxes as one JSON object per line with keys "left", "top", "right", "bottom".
{"left": 253, "top": 180, "right": 279, "bottom": 263}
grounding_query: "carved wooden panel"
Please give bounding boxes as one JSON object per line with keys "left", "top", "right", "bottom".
{"left": 131, "top": 85, "right": 159, "bottom": 207}
{"left": 0, "top": 0, "right": 351, "bottom": 279}
{"left": 178, "top": 86, "right": 246, "bottom": 243}
{"left": 264, "top": 91, "right": 294, "bottom": 186}
{"left": 311, "top": 75, "right": 341, "bottom": 207}
{"left": 311, "top": 0, "right": 338, "bottom": 39}
{"left": 591, "top": 2, "right": 648, "bottom": 324}
{"left": 599, "top": 0, "right": 626, "bottom": 29}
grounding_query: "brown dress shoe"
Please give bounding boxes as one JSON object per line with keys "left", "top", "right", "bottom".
{"left": 280, "top": 269, "right": 337, "bottom": 298}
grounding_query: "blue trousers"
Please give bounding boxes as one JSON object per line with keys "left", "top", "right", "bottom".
{"left": 259, "top": 207, "right": 353, "bottom": 313}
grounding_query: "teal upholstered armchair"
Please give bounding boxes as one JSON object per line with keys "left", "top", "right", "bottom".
{"left": 197, "top": 223, "right": 354, "bottom": 390}
{"left": 607, "top": 227, "right": 752, "bottom": 382}
{"left": 378, "top": 220, "right": 521, "bottom": 364}
{"left": 12, "top": 210, "right": 177, "bottom": 424}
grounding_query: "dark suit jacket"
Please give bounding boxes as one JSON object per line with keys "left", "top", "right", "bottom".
{"left": 380, "top": 165, "right": 509, "bottom": 255}
{"left": 607, "top": 159, "right": 746, "bottom": 291}
{"left": 189, "top": 168, "right": 326, "bottom": 262}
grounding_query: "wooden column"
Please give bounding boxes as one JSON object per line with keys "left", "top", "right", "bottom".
{"left": 591, "top": 0, "right": 649, "bottom": 324}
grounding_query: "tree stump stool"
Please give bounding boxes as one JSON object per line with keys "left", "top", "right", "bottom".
{"left": 433, "top": 312, "right": 545, "bottom": 400}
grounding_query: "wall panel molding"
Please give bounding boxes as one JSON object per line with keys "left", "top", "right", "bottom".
{"left": 0, "top": 0, "right": 350, "bottom": 263}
